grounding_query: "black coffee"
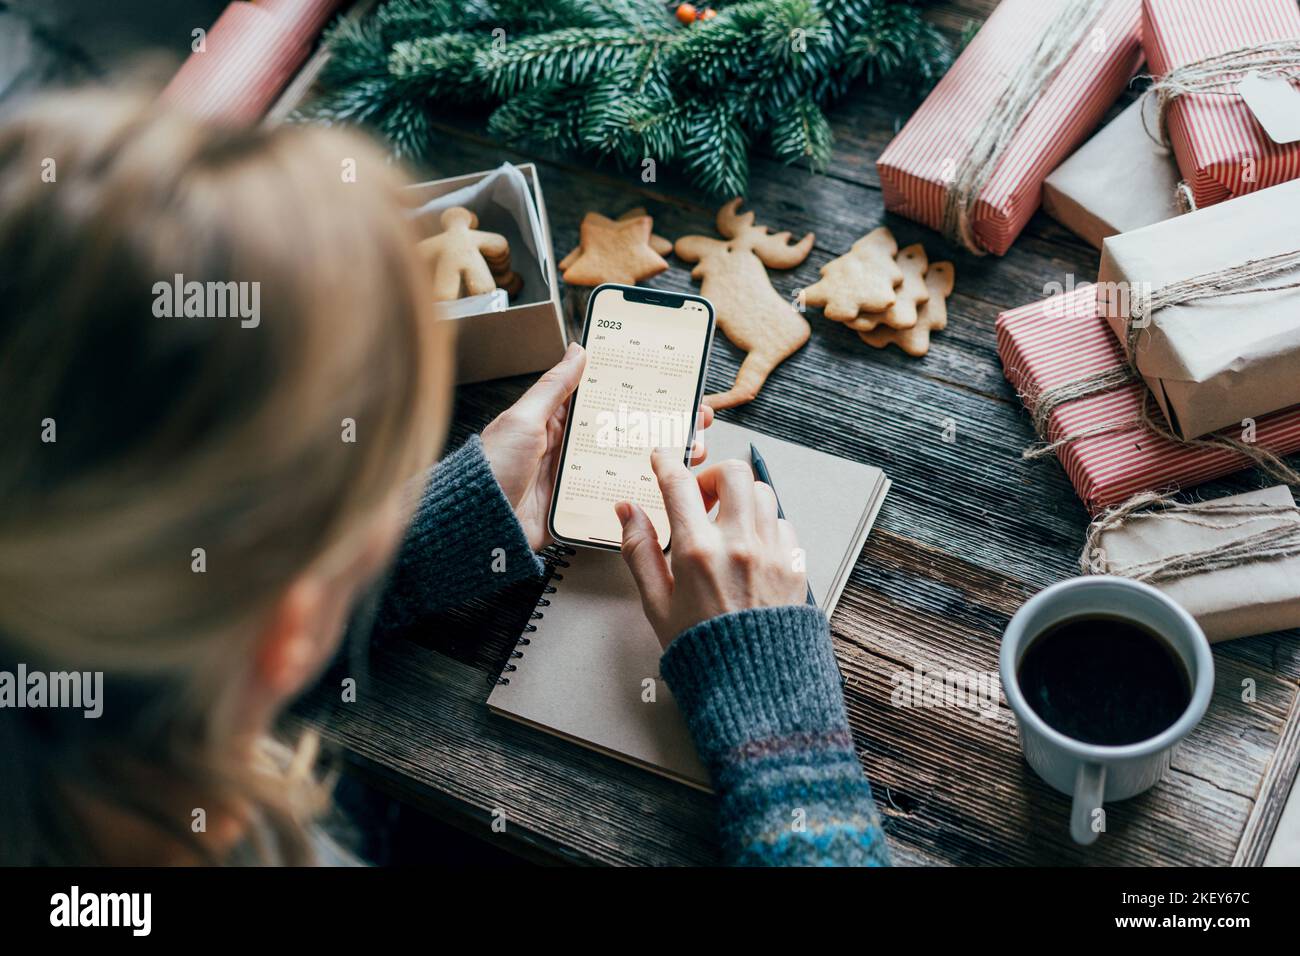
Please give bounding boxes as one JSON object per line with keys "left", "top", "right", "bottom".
{"left": 1017, "top": 615, "right": 1192, "bottom": 746}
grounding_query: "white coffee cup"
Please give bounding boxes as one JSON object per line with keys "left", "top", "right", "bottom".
{"left": 999, "top": 576, "right": 1214, "bottom": 845}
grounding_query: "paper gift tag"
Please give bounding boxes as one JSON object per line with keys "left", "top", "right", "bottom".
{"left": 1237, "top": 71, "right": 1300, "bottom": 144}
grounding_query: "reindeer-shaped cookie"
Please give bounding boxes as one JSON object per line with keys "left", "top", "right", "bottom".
{"left": 674, "top": 199, "right": 814, "bottom": 409}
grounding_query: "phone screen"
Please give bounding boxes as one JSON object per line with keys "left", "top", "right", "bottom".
{"left": 548, "top": 284, "right": 715, "bottom": 551}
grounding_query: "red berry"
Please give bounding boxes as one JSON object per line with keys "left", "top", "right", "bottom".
{"left": 676, "top": 3, "right": 697, "bottom": 24}
{"left": 701, "top": 7, "right": 716, "bottom": 18}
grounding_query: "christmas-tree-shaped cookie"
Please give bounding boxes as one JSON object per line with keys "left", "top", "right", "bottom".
{"left": 802, "top": 226, "right": 904, "bottom": 321}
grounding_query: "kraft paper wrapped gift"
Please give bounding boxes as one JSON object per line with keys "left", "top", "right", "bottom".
{"left": 1094, "top": 486, "right": 1300, "bottom": 641}
{"left": 1142, "top": 0, "right": 1300, "bottom": 209}
{"left": 877, "top": 0, "right": 1143, "bottom": 256}
{"left": 1097, "top": 178, "right": 1300, "bottom": 441}
{"left": 1042, "top": 98, "right": 1185, "bottom": 249}
{"left": 996, "top": 283, "right": 1300, "bottom": 512}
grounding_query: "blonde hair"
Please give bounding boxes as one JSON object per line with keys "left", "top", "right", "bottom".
{"left": 0, "top": 89, "right": 452, "bottom": 863}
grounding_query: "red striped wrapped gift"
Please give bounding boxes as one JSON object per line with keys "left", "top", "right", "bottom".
{"left": 876, "top": 0, "right": 1143, "bottom": 256}
{"left": 996, "top": 283, "right": 1300, "bottom": 513}
{"left": 1143, "top": 0, "right": 1300, "bottom": 209}
{"left": 162, "top": 0, "right": 347, "bottom": 125}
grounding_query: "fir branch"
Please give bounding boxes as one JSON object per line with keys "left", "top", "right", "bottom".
{"left": 768, "top": 98, "right": 832, "bottom": 171}
{"left": 577, "top": 72, "right": 644, "bottom": 163}
{"left": 376, "top": 0, "right": 498, "bottom": 36}
{"left": 627, "top": 89, "right": 691, "bottom": 165}
{"left": 680, "top": 104, "right": 750, "bottom": 197}
{"left": 388, "top": 32, "right": 486, "bottom": 97}
{"left": 844, "top": 3, "right": 951, "bottom": 90}
{"left": 486, "top": 82, "right": 592, "bottom": 153}
{"left": 380, "top": 96, "right": 435, "bottom": 159}
{"left": 309, "top": 0, "right": 953, "bottom": 197}
{"left": 474, "top": 27, "right": 658, "bottom": 98}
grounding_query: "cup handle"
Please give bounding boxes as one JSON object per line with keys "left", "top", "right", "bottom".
{"left": 1070, "top": 762, "right": 1106, "bottom": 845}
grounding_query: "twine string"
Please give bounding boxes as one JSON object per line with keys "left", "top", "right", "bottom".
{"left": 1120, "top": 250, "right": 1300, "bottom": 363}
{"left": 1024, "top": 389, "right": 1300, "bottom": 488}
{"left": 1140, "top": 39, "right": 1300, "bottom": 145}
{"left": 1080, "top": 490, "right": 1300, "bottom": 585}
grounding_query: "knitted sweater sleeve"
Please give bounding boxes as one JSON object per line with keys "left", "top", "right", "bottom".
{"left": 375, "top": 435, "right": 545, "bottom": 632}
{"left": 660, "top": 604, "right": 890, "bottom": 866}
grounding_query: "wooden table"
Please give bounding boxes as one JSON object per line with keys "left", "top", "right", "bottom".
{"left": 292, "top": 0, "right": 1300, "bottom": 866}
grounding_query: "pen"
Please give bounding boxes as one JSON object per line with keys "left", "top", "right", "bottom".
{"left": 749, "top": 442, "right": 818, "bottom": 609}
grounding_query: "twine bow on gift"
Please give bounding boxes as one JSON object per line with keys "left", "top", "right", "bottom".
{"left": 1020, "top": 249, "right": 1300, "bottom": 468}
{"left": 1141, "top": 38, "right": 1300, "bottom": 145}
{"left": 1080, "top": 490, "right": 1300, "bottom": 585}
{"left": 940, "top": 0, "right": 1109, "bottom": 255}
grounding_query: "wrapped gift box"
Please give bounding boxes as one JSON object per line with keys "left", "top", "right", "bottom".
{"left": 1095, "top": 485, "right": 1300, "bottom": 641}
{"left": 996, "top": 283, "right": 1300, "bottom": 512}
{"left": 877, "top": 0, "right": 1143, "bottom": 255}
{"left": 1143, "top": 0, "right": 1300, "bottom": 209}
{"left": 162, "top": 0, "right": 348, "bottom": 125}
{"left": 1042, "top": 98, "right": 1185, "bottom": 248}
{"left": 1097, "top": 178, "right": 1300, "bottom": 440}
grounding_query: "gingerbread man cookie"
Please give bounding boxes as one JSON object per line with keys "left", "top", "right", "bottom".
{"left": 417, "top": 206, "right": 512, "bottom": 302}
{"left": 858, "top": 261, "right": 955, "bottom": 357}
{"left": 844, "top": 244, "right": 931, "bottom": 332}
{"left": 560, "top": 210, "right": 669, "bottom": 286}
{"left": 802, "top": 226, "right": 903, "bottom": 320}
{"left": 675, "top": 199, "right": 814, "bottom": 409}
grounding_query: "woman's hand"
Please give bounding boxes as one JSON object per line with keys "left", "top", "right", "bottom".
{"left": 616, "top": 452, "right": 808, "bottom": 649}
{"left": 481, "top": 343, "right": 714, "bottom": 550}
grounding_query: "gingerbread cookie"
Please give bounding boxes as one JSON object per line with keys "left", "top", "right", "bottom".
{"left": 843, "top": 244, "right": 931, "bottom": 332}
{"left": 802, "top": 226, "right": 903, "bottom": 320}
{"left": 559, "top": 209, "right": 672, "bottom": 272}
{"left": 560, "top": 210, "right": 669, "bottom": 286}
{"left": 857, "top": 261, "right": 955, "bottom": 357}
{"left": 418, "top": 206, "right": 512, "bottom": 301}
{"left": 675, "top": 198, "right": 814, "bottom": 409}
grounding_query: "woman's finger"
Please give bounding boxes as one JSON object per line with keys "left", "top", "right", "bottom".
{"left": 694, "top": 459, "right": 756, "bottom": 533}
{"left": 617, "top": 502, "right": 672, "bottom": 630}
{"left": 695, "top": 404, "right": 714, "bottom": 433}
{"left": 688, "top": 437, "right": 706, "bottom": 466}
{"left": 650, "top": 448, "right": 710, "bottom": 543}
{"left": 753, "top": 479, "right": 779, "bottom": 543}
{"left": 511, "top": 342, "right": 586, "bottom": 424}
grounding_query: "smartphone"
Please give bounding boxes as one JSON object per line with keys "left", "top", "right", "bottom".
{"left": 548, "top": 283, "right": 715, "bottom": 552}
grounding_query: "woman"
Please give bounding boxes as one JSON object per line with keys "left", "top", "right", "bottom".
{"left": 0, "top": 89, "right": 887, "bottom": 866}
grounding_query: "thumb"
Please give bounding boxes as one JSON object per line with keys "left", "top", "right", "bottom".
{"left": 616, "top": 502, "right": 671, "bottom": 633}
{"left": 513, "top": 342, "right": 586, "bottom": 423}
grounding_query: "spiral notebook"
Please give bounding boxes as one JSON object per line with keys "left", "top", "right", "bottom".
{"left": 487, "top": 419, "right": 890, "bottom": 790}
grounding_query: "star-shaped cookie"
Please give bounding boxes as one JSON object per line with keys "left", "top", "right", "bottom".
{"left": 559, "top": 209, "right": 672, "bottom": 271}
{"left": 560, "top": 211, "right": 670, "bottom": 286}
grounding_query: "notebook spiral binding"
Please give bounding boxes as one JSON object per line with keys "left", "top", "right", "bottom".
{"left": 495, "top": 543, "right": 576, "bottom": 686}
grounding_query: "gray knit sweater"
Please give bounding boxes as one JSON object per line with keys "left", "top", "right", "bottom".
{"left": 376, "top": 435, "right": 889, "bottom": 866}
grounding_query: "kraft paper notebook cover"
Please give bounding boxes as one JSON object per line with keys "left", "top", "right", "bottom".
{"left": 487, "top": 419, "right": 890, "bottom": 790}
